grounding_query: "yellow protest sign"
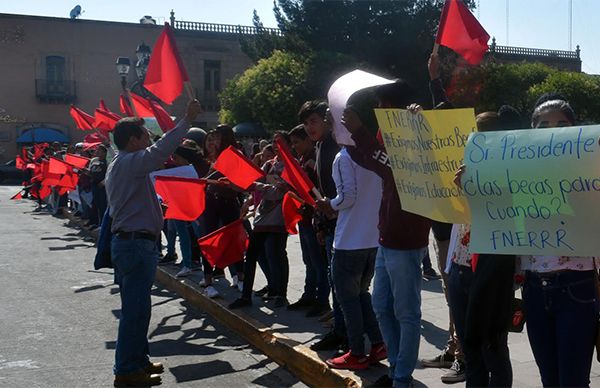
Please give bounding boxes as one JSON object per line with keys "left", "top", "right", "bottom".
{"left": 463, "top": 125, "right": 600, "bottom": 256}
{"left": 375, "top": 108, "right": 476, "bottom": 223}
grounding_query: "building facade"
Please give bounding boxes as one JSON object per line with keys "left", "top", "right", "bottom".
{"left": 0, "top": 12, "right": 263, "bottom": 162}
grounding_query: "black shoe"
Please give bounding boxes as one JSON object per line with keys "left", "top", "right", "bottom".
{"left": 229, "top": 298, "right": 252, "bottom": 309}
{"left": 287, "top": 297, "right": 316, "bottom": 310}
{"left": 367, "top": 374, "right": 393, "bottom": 388}
{"left": 262, "top": 292, "right": 278, "bottom": 301}
{"left": 421, "top": 350, "right": 454, "bottom": 368}
{"left": 441, "top": 359, "right": 466, "bottom": 384}
{"left": 254, "top": 286, "right": 269, "bottom": 297}
{"left": 305, "top": 303, "right": 331, "bottom": 318}
{"left": 310, "top": 331, "right": 344, "bottom": 351}
{"left": 158, "top": 253, "right": 177, "bottom": 265}
{"left": 423, "top": 267, "right": 441, "bottom": 280}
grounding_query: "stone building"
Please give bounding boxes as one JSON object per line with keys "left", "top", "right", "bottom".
{"left": 0, "top": 11, "right": 274, "bottom": 162}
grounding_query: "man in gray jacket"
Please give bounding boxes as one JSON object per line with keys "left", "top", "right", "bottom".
{"left": 106, "top": 100, "right": 202, "bottom": 387}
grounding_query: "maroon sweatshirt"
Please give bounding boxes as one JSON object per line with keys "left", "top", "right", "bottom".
{"left": 349, "top": 129, "right": 431, "bottom": 250}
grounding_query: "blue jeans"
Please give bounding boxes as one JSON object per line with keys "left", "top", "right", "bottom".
{"left": 241, "top": 231, "right": 282, "bottom": 298}
{"left": 524, "top": 270, "right": 599, "bottom": 387}
{"left": 332, "top": 248, "right": 382, "bottom": 355}
{"left": 325, "top": 233, "right": 346, "bottom": 337}
{"left": 165, "top": 220, "right": 177, "bottom": 256}
{"left": 169, "top": 220, "right": 192, "bottom": 268}
{"left": 111, "top": 236, "right": 159, "bottom": 375}
{"left": 372, "top": 245, "right": 426, "bottom": 387}
{"left": 299, "top": 223, "right": 329, "bottom": 304}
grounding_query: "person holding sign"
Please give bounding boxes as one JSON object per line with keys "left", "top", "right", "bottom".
{"left": 346, "top": 81, "right": 431, "bottom": 388}
{"left": 520, "top": 99, "right": 600, "bottom": 387}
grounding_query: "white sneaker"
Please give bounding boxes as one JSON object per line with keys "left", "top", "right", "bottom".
{"left": 204, "top": 285, "right": 219, "bottom": 299}
{"left": 176, "top": 266, "right": 192, "bottom": 278}
{"left": 237, "top": 280, "right": 244, "bottom": 292}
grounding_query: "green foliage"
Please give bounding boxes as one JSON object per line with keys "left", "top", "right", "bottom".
{"left": 528, "top": 71, "right": 600, "bottom": 123}
{"left": 219, "top": 50, "right": 310, "bottom": 131}
{"left": 449, "top": 62, "right": 556, "bottom": 114}
{"left": 448, "top": 61, "right": 600, "bottom": 123}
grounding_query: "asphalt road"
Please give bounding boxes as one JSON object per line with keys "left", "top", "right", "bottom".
{"left": 0, "top": 185, "right": 304, "bottom": 388}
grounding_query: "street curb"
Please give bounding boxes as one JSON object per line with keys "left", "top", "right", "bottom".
{"left": 62, "top": 210, "right": 360, "bottom": 388}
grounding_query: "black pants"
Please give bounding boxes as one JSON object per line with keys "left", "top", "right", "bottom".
{"left": 242, "top": 231, "right": 288, "bottom": 299}
{"left": 463, "top": 254, "right": 515, "bottom": 387}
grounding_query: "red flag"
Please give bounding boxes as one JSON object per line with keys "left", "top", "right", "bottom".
{"left": 435, "top": 0, "right": 490, "bottom": 65}
{"left": 94, "top": 108, "right": 121, "bottom": 132}
{"left": 65, "top": 154, "right": 90, "bottom": 169}
{"left": 83, "top": 141, "right": 102, "bottom": 151}
{"left": 84, "top": 132, "right": 107, "bottom": 145}
{"left": 275, "top": 137, "right": 316, "bottom": 206}
{"left": 213, "top": 146, "right": 265, "bottom": 190}
{"left": 48, "top": 157, "right": 71, "bottom": 175}
{"left": 33, "top": 143, "right": 49, "bottom": 159}
{"left": 198, "top": 219, "right": 248, "bottom": 269}
{"left": 69, "top": 105, "right": 95, "bottom": 130}
{"left": 39, "top": 184, "right": 52, "bottom": 199}
{"left": 282, "top": 192, "right": 304, "bottom": 234}
{"left": 57, "top": 171, "right": 77, "bottom": 190}
{"left": 120, "top": 94, "right": 135, "bottom": 116}
{"left": 15, "top": 156, "right": 26, "bottom": 170}
{"left": 10, "top": 191, "right": 23, "bottom": 200}
{"left": 129, "top": 92, "right": 155, "bottom": 117}
{"left": 148, "top": 98, "right": 175, "bottom": 132}
{"left": 143, "top": 23, "right": 190, "bottom": 104}
{"left": 99, "top": 99, "right": 109, "bottom": 111}
{"left": 154, "top": 176, "right": 207, "bottom": 221}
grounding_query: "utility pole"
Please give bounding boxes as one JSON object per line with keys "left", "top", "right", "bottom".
{"left": 506, "top": 0, "right": 509, "bottom": 45}
{"left": 568, "top": 0, "right": 573, "bottom": 50}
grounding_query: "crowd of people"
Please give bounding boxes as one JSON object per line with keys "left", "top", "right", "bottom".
{"left": 12, "top": 52, "right": 600, "bottom": 388}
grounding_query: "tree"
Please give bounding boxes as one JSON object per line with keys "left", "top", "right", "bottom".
{"left": 219, "top": 50, "right": 310, "bottom": 131}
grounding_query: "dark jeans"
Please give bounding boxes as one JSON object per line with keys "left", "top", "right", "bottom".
{"left": 242, "top": 231, "right": 287, "bottom": 298}
{"left": 299, "top": 223, "right": 329, "bottom": 304}
{"left": 447, "top": 263, "right": 474, "bottom": 364}
{"left": 332, "top": 248, "right": 382, "bottom": 355}
{"left": 93, "top": 186, "right": 107, "bottom": 227}
{"left": 325, "top": 233, "right": 346, "bottom": 337}
{"left": 524, "top": 270, "right": 599, "bottom": 387}
{"left": 110, "top": 236, "right": 159, "bottom": 375}
{"left": 463, "top": 254, "right": 514, "bottom": 388}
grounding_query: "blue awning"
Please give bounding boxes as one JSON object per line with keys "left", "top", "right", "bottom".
{"left": 16, "top": 128, "right": 70, "bottom": 143}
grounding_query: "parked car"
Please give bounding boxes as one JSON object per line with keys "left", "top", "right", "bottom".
{"left": 0, "top": 159, "right": 23, "bottom": 184}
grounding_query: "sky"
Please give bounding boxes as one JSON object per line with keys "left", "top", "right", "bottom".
{"left": 3, "top": 0, "right": 600, "bottom": 73}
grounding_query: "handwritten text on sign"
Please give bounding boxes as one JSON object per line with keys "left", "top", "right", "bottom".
{"left": 463, "top": 125, "right": 600, "bottom": 256}
{"left": 375, "top": 108, "right": 476, "bottom": 223}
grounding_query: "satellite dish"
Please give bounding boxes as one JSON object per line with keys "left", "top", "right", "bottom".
{"left": 70, "top": 5, "right": 82, "bottom": 20}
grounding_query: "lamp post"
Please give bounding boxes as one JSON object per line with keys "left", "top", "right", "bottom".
{"left": 115, "top": 56, "right": 131, "bottom": 91}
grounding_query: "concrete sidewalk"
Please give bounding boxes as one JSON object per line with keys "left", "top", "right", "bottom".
{"left": 63, "top": 209, "right": 600, "bottom": 387}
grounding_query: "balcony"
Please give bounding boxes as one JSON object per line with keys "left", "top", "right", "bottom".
{"left": 35, "top": 79, "right": 77, "bottom": 103}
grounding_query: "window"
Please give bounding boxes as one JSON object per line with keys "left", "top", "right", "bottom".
{"left": 36, "top": 55, "right": 75, "bottom": 103}
{"left": 203, "top": 60, "right": 221, "bottom": 91}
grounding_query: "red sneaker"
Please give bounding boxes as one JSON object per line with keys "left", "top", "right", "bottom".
{"left": 326, "top": 351, "right": 369, "bottom": 370}
{"left": 369, "top": 342, "right": 387, "bottom": 364}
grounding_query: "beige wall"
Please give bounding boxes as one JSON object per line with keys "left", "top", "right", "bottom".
{"left": 0, "top": 13, "right": 252, "bottom": 162}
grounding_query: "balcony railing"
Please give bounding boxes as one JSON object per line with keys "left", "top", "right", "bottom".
{"left": 35, "top": 79, "right": 76, "bottom": 103}
{"left": 488, "top": 38, "right": 580, "bottom": 60}
{"left": 172, "top": 20, "right": 283, "bottom": 36}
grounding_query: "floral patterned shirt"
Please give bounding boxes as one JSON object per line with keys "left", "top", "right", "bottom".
{"left": 520, "top": 255, "right": 600, "bottom": 272}
{"left": 449, "top": 224, "right": 472, "bottom": 268}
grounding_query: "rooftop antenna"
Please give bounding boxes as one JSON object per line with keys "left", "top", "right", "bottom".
{"left": 568, "top": 0, "right": 573, "bottom": 50}
{"left": 505, "top": 0, "right": 509, "bottom": 45}
{"left": 69, "top": 5, "right": 82, "bottom": 20}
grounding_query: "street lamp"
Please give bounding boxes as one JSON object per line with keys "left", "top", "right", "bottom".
{"left": 115, "top": 56, "right": 131, "bottom": 90}
{"left": 135, "top": 43, "right": 151, "bottom": 62}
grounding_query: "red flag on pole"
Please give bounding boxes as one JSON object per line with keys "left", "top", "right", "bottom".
{"left": 84, "top": 132, "right": 107, "bottom": 145}
{"left": 94, "top": 108, "right": 122, "bottom": 132}
{"left": 48, "top": 157, "right": 71, "bottom": 175}
{"left": 69, "top": 105, "right": 95, "bottom": 130}
{"left": 213, "top": 146, "right": 266, "bottom": 190}
{"left": 275, "top": 137, "right": 317, "bottom": 206}
{"left": 10, "top": 191, "right": 23, "bottom": 200}
{"left": 39, "top": 184, "right": 52, "bottom": 199}
{"left": 15, "top": 156, "right": 26, "bottom": 170}
{"left": 99, "top": 99, "right": 109, "bottom": 111}
{"left": 65, "top": 154, "right": 90, "bottom": 169}
{"left": 129, "top": 92, "right": 155, "bottom": 117}
{"left": 435, "top": 0, "right": 490, "bottom": 65}
{"left": 143, "top": 23, "right": 190, "bottom": 104}
{"left": 282, "top": 192, "right": 304, "bottom": 235}
{"left": 154, "top": 176, "right": 207, "bottom": 221}
{"left": 33, "top": 143, "right": 48, "bottom": 159}
{"left": 198, "top": 219, "right": 248, "bottom": 269}
{"left": 148, "top": 98, "right": 175, "bottom": 132}
{"left": 120, "top": 94, "right": 135, "bottom": 116}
